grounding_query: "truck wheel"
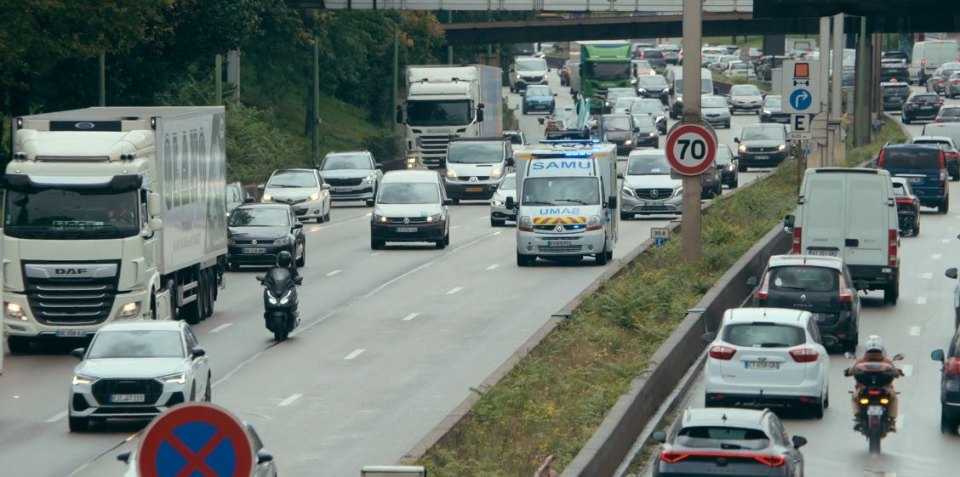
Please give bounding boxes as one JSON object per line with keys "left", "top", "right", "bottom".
{"left": 182, "top": 277, "right": 202, "bottom": 325}
{"left": 7, "top": 336, "right": 31, "bottom": 354}
{"left": 491, "top": 217, "right": 505, "bottom": 227}
{"left": 941, "top": 198, "right": 950, "bottom": 214}
{"left": 883, "top": 283, "right": 899, "bottom": 306}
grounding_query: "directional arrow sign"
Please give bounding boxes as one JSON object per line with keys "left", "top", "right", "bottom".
{"left": 782, "top": 60, "right": 821, "bottom": 114}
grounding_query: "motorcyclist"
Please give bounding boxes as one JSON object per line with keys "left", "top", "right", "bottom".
{"left": 263, "top": 250, "right": 300, "bottom": 320}
{"left": 844, "top": 335, "right": 903, "bottom": 431}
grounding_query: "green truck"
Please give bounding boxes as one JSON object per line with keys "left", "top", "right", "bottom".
{"left": 568, "top": 41, "right": 633, "bottom": 114}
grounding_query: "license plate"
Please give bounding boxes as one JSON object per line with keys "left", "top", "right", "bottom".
{"left": 867, "top": 405, "right": 884, "bottom": 416}
{"left": 397, "top": 227, "right": 418, "bottom": 233}
{"left": 332, "top": 187, "right": 351, "bottom": 192}
{"left": 244, "top": 247, "right": 267, "bottom": 254}
{"left": 808, "top": 248, "right": 839, "bottom": 257}
{"left": 921, "top": 105, "right": 935, "bottom": 110}
{"left": 754, "top": 155, "right": 770, "bottom": 160}
{"left": 56, "top": 329, "right": 87, "bottom": 338}
{"left": 745, "top": 361, "right": 780, "bottom": 370}
{"left": 908, "top": 177, "right": 924, "bottom": 183}
{"left": 551, "top": 240, "right": 573, "bottom": 247}
{"left": 466, "top": 186, "right": 484, "bottom": 192}
{"left": 110, "top": 394, "right": 145, "bottom": 403}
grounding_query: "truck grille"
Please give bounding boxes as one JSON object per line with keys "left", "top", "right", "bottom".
{"left": 324, "top": 177, "right": 363, "bottom": 187}
{"left": 23, "top": 261, "right": 120, "bottom": 325}
{"left": 419, "top": 135, "right": 452, "bottom": 165}
{"left": 746, "top": 146, "right": 781, "bottom": 153}
{"left": 454, "top": 176, "right": 490, "bottom": 182}
{"left": 635, "top": 188, "right": 674, "bottom": 200}
{"left": 538, "top": 245, "right": 583, "bottom": 253}
{"left": 384, "top": 217, "right": 431, "bottom": 224}
{"left": 92, "top": 379, "right": 163, "bottom": 406}
{"left": 521, "top": 75, "right": 543, "bottom": 82}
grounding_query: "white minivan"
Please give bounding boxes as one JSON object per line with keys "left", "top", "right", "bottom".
{"left": 911, "top": 40, "right": 960, "bottom": 85}
{"left": 783, "top": 168, "right": 900, "bottom": 304}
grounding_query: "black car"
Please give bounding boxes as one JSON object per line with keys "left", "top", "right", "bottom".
{"left": 631, "top": 114, "right": 660, "bottom": 149}
{"left": 652, "top": 408, "right": 807, "bottom": 477}
{"left": 227, "top": 204, "right": 305, "bottom": 270}
{"left": 760, "top": 95, "right": 790, "bottom": 124}
{"left": 639, "top": 49, "right": 667, "bottom": 69}
{"left": 635, "top": 75, "right": 671, "bottom": 105}
{"left": 715, "top": 144, "right": 739, "bottom": 188}
{"left": 749, "top": 254, "right": 861, "bottom": 352}
{"left": 735, "top": 124, "right": 790, "bottom": 172}
{"left": 931, "top": 327, "right": 960, "bottom": 434}
{"left": 881, "top": 82, "right": 911, "bottom": 111}
{"left": 602, "top": 114, "right": 639, "bottom": 154}
{"left": 628, "top": 98, "right": 668, "bottom": 134}
{"left": 880, "top": 61, "right": 910, "bottom": 83}
{"left": 902, "top": 92, "right": 943, "bottom": 124}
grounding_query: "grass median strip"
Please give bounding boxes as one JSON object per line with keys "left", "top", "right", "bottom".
{"left": 418, "top": 160, "right": 803, "bottom": 475}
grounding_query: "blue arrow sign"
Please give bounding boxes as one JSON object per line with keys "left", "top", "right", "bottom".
{"left": 790, "top": 88, "right": 813, "bottom": 111}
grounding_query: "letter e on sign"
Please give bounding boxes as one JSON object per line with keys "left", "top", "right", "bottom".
{"left": 665, "top": 123, "right": 717, "bottom": 176}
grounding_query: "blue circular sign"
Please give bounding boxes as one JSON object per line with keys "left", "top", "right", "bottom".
{"left": 789, "top": 88, "right": 813, "bottom": 111}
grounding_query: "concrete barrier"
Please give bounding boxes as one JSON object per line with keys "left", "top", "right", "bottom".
{"left": 561, "top": 223, "right": 792, "bottom": 477}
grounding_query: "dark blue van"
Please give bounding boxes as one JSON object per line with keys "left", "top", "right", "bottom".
{"left": 878, "top": 144, "right": 949, "bottom": 213}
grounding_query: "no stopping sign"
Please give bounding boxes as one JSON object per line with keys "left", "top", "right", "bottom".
{"left": 665, "top": 123, "right": 718, "bottom": 176}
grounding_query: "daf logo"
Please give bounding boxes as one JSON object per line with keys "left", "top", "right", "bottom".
{"left": 800, "top": 294, "right": 807, "bottom": 301}
{"left": 55, "top": 268, "right": 88, "bottom": 275}
{"left": 403, "top": 218, "right": 410, "bottom": 224}
{"left": 74, "top": 122, "right": 95, "bottom": 130}
{"left": 251, "top": 240, "right": 258, "bottom": 245}
{"left": 649, "top": 189, "right": 659, "bottom": 198}
{"left": 555, "top": 225, "right": 564, "bottom": 232}
{"left": 469, "top": 177, "right": 479, "bottom": 182}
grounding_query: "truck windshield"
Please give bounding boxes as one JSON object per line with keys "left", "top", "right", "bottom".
{"left": 588, "top": 62, "right": 631, "bottom": 80}
{"left": 521, "top": 177, "right": 600, "bottom": 206}
{"left": 406, "top": 100, "right": 472, "bottom": 126}
{"left": 4, "top": 189, "right": 140, "bottom": 240}
{"left": 447, "top": 142, "right": 503, "bottom": 164}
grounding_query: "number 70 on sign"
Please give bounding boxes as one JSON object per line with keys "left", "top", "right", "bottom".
{"left": 665, "top": 123, "right": 718, "bottom": 176}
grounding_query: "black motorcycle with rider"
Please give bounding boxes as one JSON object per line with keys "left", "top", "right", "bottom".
{"left": 256, "top": 251, "right": 302, "bottom": 341}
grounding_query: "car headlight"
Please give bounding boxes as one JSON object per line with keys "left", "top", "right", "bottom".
{"left": 426, "top": 213, "right": 443, "bottom": 223}
{"left": 160, "top": 372, "right": 187, "bottom": 385}
{"left": 586, "top": 215, "right": 602, "bottom": 229}
{"left": 261, "top": 193, "right": 272, "bottom": 203}
{"left": 491, "top": 199, "right": 505, "bottom": 207}
{"left": 621, "top": 186, "right": 636, "bottom": 197}
{"left": 739, "top": 145, "right": 747, "bottom": 153}
{"left": 273, "top": 236, "right": 290, "bottom": 246}
{"left": 364, "top": 174, "right": 375, "bottom": 184}
{"left": 446, "top": 169, "right": 458, "bottom": 179}
{"left": 372, "top": 214, "right": 388, "bottom": 223}
{"left": 519, "top": 216, "right": 533, "bottom": 229}
{"left": 637, "top": 88, "right": 647, "bottom": 93}
{"left": 117, "top": 301, "right": 141, "bottom": 319}
{"left": 309, "top": 192, "right": 320, "bottom": 201}
{"left": 778, "top": 144, "right": 787, "bottom": 152}
{"left": 72, "top": 374, "right": 97, "bottom": 386}
{"left": 4, "top": 302, "right": 25, "bottom": 321}
{"left": 648, "top": 131, "right": 657, "bottom": 137}
{"left": 624, "top": 140, "right": 633, "bottom": 146}
{"left": 279, "top": 289, "right": 293, "bottom": 306}
{"left": 662, "top": 87, "right": 670, "bottom": 93}
{"left": 490, "top": 168, "right": 503, "bottom": 179}
{"left": 726, "top": 162, "right": 736, "bottom": 170}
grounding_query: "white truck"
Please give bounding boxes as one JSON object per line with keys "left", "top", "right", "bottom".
{"left": 2, "top": 107, "right": 228, "bottom": 352}
{"left": 396, "top": 65, "right": 503, "bottom": 169}
{"left": 508, "top": 140, "right": 619, "bottom": 267}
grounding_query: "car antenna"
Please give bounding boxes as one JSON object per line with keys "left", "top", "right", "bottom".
{"left": 722, "top": 413, "right": 728, "bottom": 422}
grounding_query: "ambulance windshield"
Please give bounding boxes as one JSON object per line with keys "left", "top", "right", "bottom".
{"left": 521, "top": 177, "right": 600, "bottom": 206}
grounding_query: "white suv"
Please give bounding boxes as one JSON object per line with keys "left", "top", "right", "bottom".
{"left": 703, "top": 307, "right": 830, "bottom": 419}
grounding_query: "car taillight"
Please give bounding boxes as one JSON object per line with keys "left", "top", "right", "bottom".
{"left": 839, "top": 275, "right": 854, "bottom": 303}
{"left": 791, "top": 227, "right": 802, "bottom": 254}
{"left": 790, "top": 347, "right": 819, "bottom": 363}
{"left": 945, "top": 357, "right": 960, "bottom": 376}
{"left": 709, "top": 345, "right": 737, "bottom": 360}
{"left": 895, "top": 198, "right": 915, "bottom": 206}
{"left": 937, "top": 117, "right": 945, "bottom": 122}
{"left": 756, "top": 274, "right": 770, "bottom": 301}
{"left": 661, "top": 451, "right": 687, "bottom": 463}
{"left": 755, "top": 455, "right": 786, "bottom": 467}
{"left": 877, "top": 149, "right": 886, "bottom": 168}
{"left": 888, "top": 229, "right": 898, "bottom": 267}
{"left": 660, "top": 451, "right": 784, "bottom": 467}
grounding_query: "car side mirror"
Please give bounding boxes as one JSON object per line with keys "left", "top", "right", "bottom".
{"left": 746, "top": 276, "right": 759, "bottom": 287}
{"left": 147, "top": 192, "right": 162, "bottom": 217}
{"left": 783, "top": 214, "right": 795, "bottom": 231}
{"left": 443, "top": 198, "right": 454, "bottom": 206}
{"left": 947, "top": 267, "right": 958, "bottom": 279}
{"left": 701, "top": 331, "right": 717, "bottom": 343}
{"left": 892, "top": 353, "right": 905, "bottom": 361}
{"left": 365, "top": 199, "right": 375, "bottom": 206}
{"left": 117, "top": 451, "right": 131, "bottom": 464}
{"left": 653, "top": 431, "right": 667, "bottom": 443}
{"left": 257, "top": 184, "right": 265, "bottom": 191}
{"left": 257, "top": 449, "right": 274, "bottom": 464}
{"left": 733, "top": 137, "right": 740, "bottom": 143}
{"left": 932, "top": 349, "right": 946, "bottom": 361}
{"left": 375, "top": 162, "right": 383, "bottom": 169}
{"left": 553, "top": 93, "right": 558, "bottom": 97}
{"left": 149, "top": 218, "right": 164, "bottom": 232}
{"left": 395, "top": 105, "right": 403, "bottom": 124}
{"left": 506, "top": 157, "right": 515, "bottom": 167}
{"left": 321, "top": 183, "right": 331, "bottom": 190}
{"left": 255, "top": 275, "right": 266, "bottom": 283}
{"left": 505, "top": 196, "right": 516, "bottom": 210}
{"left": 71, "top": 348, "right": 86, "bottom": 360}
{"left": 244, "top": 196, "right": 256, "bottom": 204}
{"left": 293, "top": 222, "right": 303, "bottom": 229}
{"left": 191, "top": 346, "right": 206, "bottom": 358}
{"left": 792, "top": 435, "right": 808, "bottom": 449}
{"left": 633, "top": 127, "right": 640, "bottom": 133}
{"left": 477, "top": 104, "right": 485, "bottom": 122}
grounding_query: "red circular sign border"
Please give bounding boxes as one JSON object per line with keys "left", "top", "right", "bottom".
{"left": 137, "top": 402, "right": 255, "bottom": 477}
{"left": 665, "top": 123, "right": 718, "bottom": 176}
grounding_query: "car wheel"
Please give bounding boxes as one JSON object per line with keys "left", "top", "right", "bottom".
{"left": 808, "top": 397, "right": 825, "bottom": 419}
{"left": 737, "top": 162, "right": 747, "bottom": 173}
{"left": 595, "top": 247, "right": 608, "bottom": 266}
{"left": 605, "top": 249, "right": 613, "bottom": 262}
{"left": 68, "top": 416, "right": 89, "bottom": 433}
{"left": 725, "top": 121, "right": 731, "bottom": 129}
{"left": 370, "top": 238, "right": 384, "bottom": 250}
{"left": 902, "top": 115, "right": 910, "bottom": 124}
{"left": 229, "top": 261, "right": 240, "bottom": 272}
{"left": 731, "top": 175, "right": 739, "bottom": 189}
{"left": 323, "top": 207, "right": 331, "bottom": 223}
{"left": 491, "top": 218, "right": 505, "bottom": 227}
{"left": 7, "top": 336, "right": 31, "bottom": 354}
{"left": 941, "top": 407, "right": 959, "bottom": 434}
{"left": 444, "top": 232, "right": 450, "bottom": 246}
{"left": 941, "top": 197, "right": 950, "bottom": 214}
{"left": 883, "top": 282, "right": 899, "bottom": 305}
{"left": 435, "top": 237, "right": 446, "bottom": 249}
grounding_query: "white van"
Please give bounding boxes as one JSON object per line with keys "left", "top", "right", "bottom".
{"left": 668, "top": 67, "right": 715, "bottom": 119}
{"left": 783, "top": 168, "right": 900, "bottom": 304}
{"left": 911, "top": 40, "right": 960, "bottom": 85}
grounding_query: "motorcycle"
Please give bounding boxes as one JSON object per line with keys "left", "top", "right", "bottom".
{"left": 896, "top": 200, "right": 919, "bottom": 237}
{"left": 255, "top": 268, "right": 302, "bottom": 341}
{"left": 844, "top": 353, "right": 904, "bottom": 454}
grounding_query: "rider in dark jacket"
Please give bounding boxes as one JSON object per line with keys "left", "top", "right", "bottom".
{"left": 264, "top": 250, "right": 300, "bottom": 319}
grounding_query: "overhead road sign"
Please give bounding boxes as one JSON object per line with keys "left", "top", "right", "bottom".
{"left": 665, "top": 123, "right": 718, "bottom": 177}
{"left": 138, "top": 402, "right": 254, "bottom": 477}
{"left": 782, "top": 60, "right": 821, "bottom": 114}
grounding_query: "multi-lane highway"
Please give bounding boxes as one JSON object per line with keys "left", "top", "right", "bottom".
{"left": 638, "top": 87, "right": 960, "bottom": 477}
{"left": 0, "top": 71, "right": 774, "bottom": 477}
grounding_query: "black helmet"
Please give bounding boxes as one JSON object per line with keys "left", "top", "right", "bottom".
{"left": 277, "top": 250, "right": 293, "bottom": 268}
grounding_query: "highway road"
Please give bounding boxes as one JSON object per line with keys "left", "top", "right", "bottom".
{"left": 637, "top": 88, "right": 960, "bottom": 477}
{"left": 0, "top": 72, "right": 773, "bottom": 477}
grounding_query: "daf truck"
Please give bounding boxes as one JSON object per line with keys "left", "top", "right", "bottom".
{"left": 507, "top": 140, "right": 618, "bottom": 266}
{"left": 568, "top": 41, "right": 633, "bottom": 114}
{"left": 2, "top": 107, "right": 228, "bottom": 352}
{"left": 396, "top": 65, "right": 503, "bottom": 169}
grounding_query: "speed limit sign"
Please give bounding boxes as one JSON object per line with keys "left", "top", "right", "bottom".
{"left": 665, "top": 123, "right": 718, "bottom": 176}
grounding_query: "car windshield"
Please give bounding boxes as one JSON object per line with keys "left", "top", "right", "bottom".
{"left": 637, "top": 76, "right": 668, "bottom": 88}
{"left": 764, "top": 96, "right": 782, "bottom": 108}
{"left": 940, "top": 108, "right": 960, "bottom": 118}
{"left": 87, "top": 330, "right": 184, "bottom": 359}
{"left": 722, "top": 323, "right": 806, "bottom": 348}
{"left": 228, "top": 207, "right": 289, "bottom": 227}
{"left": 882, "top": 85, "right": 910, "bottom": 95}
{"left": 730, "top": 62, "right": 749, "bottom": 71}
{"left": 715, "top": 146, "right": 733, "bottom": 165}
{"left": 882, "top": 148, "right": 941, "bottom": 169}
{"left": 607, "top": 89, "right": 636, "bottom": 100}
{"left": 912, "top": 94, "right": 940, "bottom": 104}
{"left": 633, "top": 115, "right": 656, "bottom": 129}
{"left": 676, "top": 426, "right": 770, "bottom": 451}
{"left": 447, "top": 142, "right": 503, "bottom": 164}
{"left": 321, "top": 154, "right": 370, "bottom": 170}
{"left": 603, "top": 116, "right": 633, "bottom": 131}
{"left": 702, "top": 97, "right": 728, "bottom": 108}
{"left": 643, "top": 49, "right": 664, "bottom": 58}
{"left": 405, "top": 99, "right": 472, "bottom": 126}
{"left": 521, "top": 177, "right": 600, "bottom": 205}
{"left": 741, "top": 127, "right": 785, "bottom": 141}
{"left": 614, "top": 98, "right": 641, "bottom": 110}
{"left": 526, "top": 85, "right": 551, "bottom": 97}
{"left": 627, "top": 154, "right": 672, "bottom": 174}
{"left": 731, "top": 85, "right": 761, "bottom": 96}
{"left": 629, "top": 101, "right": 664, "bottom": 115}
{"left": 268, "top": 171, "right": 317, "bottom": 188}
{"left": 515, "top": 58, "right": 547, "bottom": 71}
{"left": 634, "top": 60, "right": 652, "bottom": 69}
{"left": 768, "top": 266, "right": 838, "bottom": 292}
{"left": 499, "top": 174, "right": 516, "bottom": 191}
{"left": 377, "top": 182, "right": 439, "bottom": 204}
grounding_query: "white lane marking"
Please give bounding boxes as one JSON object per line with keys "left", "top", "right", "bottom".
{"left": 325, "top": 269, "right": 342, "bottom": 277}
{"left": 921, "top": 272, "right": 933, "bottom": 279}
{"left": 486, "top": 264, "right": 500, "bottom": 270}
{"left": 446, "top": 286, "right": 463, "bottom": 295}
{"left": 479, "top": 215, "right": 490, "bottom": 220}
{"left": 366, "top": 212, "right": 372, "bottom": 217}
{"left": 942, "top": 239, "right": 951, "bottom": 244}
{"left": 370, "top": 252, "right": 381, "bottom": 256}
{"left": 493, "top": 231, "right": 502, "bottom": 236}
{"left": 902, "top": 365, "right": 914, "bottom": 377}
{"left": 210, "top": 323, "right": 233, "bottom": 333}
{"left": 451, "top": 225, "right": 461, "bottom": 229}
{"left": 402, "top": 312, "right": 420, "bottom": 322}
{"left": 933, "top": 254, "right": 943, "bottom": 260}
{"left": 916, "top": 296, "right": 927, "bottom": 305}
{"left": 278, "top": 393, "right": 302, "bottom": 407}
{"left": 897, "top": 414, "right": 906, "bottom": 431}
{"left": 910, "top": 326, "right": 922, "bottom": 336}
{"left": 45, "top": 410, "right": 67, "bottom": 423}
{"left": 344, "top": 348, "right": 365, "bottom": 360}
